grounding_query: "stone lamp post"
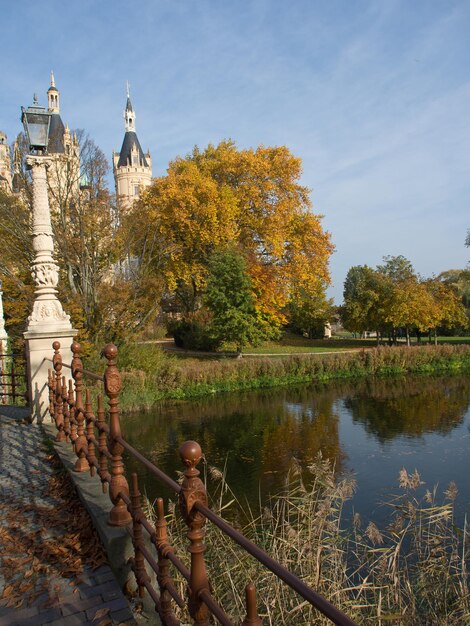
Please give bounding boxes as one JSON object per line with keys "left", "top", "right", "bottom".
{"left": 22, "top": 97, "right": 75, "bottom": 421}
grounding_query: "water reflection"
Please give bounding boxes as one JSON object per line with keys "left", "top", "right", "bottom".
{"left": 343, "top": 376, "right": 469, "bottom": 442}
{"left": 122, "top": 374, "right": 470, "bottom": 518}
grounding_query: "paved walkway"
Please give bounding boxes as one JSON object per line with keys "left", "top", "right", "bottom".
{"left": 0, "top": 407, "right": 137, "bottom": 626}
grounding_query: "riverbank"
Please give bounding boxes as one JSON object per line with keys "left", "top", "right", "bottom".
{"left": 117, "top": 344, "right": 470, "bottom": 411}
{"left": 152, "top": 459, "right": 469, "bottom": 625}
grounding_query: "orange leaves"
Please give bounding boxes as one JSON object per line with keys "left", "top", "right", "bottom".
{"left": 0, "top": 452, "right": 107, "bottom": 610}
{"left": 133, "top": 140, "right": 333, "bottom": 321}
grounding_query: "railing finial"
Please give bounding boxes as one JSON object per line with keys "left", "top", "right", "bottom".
{"left": 243, "top": 583, "right": 263, "bottom": 625}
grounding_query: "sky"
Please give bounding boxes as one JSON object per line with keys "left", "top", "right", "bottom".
{"left": 1, "top": 0, "right": 469, "bottom": 302}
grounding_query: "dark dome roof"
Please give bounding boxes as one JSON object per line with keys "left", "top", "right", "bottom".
{"left": 117, "top": 131, "right": 148, "bottom": 168}
{"left": 47, "top": 85, "right": 58, "bottom": 92}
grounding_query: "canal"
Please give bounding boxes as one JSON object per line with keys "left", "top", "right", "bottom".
{"left": 123, "top": 374, "right": 470, "bottom": 526}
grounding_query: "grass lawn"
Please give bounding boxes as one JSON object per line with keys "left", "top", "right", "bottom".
{"left": 128, "top": 333, "right": 470, "bottom": 363}
{"left": 223, "top": 333, "right": 470, "bottom": 356}
{"left": 224, "top": 332, "right": 375, "bottom": 355}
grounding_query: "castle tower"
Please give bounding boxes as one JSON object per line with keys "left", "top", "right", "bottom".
{"left": 47, "top": 71, "right": 60, "bottom": 113}
{"left": 0, "top": 131, "right": 12, "bottom": 192}
{"left": 45, "top": 73, "right": 80, "bottom": 207}
{"left": 113, "top": 84, "right": 152, "bottom": 212}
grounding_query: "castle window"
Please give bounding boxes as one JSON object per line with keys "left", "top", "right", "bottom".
{"left": 134, "top": 185, "right": 140, "bottom": 196}
{"left": 132, "top": 154, "right": 138, "bottom": 165}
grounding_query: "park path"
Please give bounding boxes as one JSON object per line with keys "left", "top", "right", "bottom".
{"left": 0, "top": 407, "right": 137, "bottom": 626}
{"left": 140, "top": 338, "right": 370, "bottom": 358}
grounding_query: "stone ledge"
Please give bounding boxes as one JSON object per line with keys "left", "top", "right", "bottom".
{"left": 42, "top": 421, "right": 161, "bottom": 625}
{"left": 42, "top": 422, "right": 133, "bottom": 589}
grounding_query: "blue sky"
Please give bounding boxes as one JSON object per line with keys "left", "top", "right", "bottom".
{"left": 1, "top": 0, "right": 469, "bottom": 301}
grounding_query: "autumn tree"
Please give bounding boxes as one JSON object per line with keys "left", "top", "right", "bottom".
{"left": 423, "top": 278, "right": 468, "bottom": 342}
{"left": 129, "top": 140, "right": 333, "bottom": 333}
{"left": 385, "top": 279, "right": 437, "bottom": 346}
{"left": 437, "top": 269, "right": 470, "bottom": 328}
{"left": 0, "top": 189, "right": 34, "bottom": 348}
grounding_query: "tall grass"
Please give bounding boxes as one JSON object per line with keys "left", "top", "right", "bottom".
{"left": 144, "top": 460, "right": 469, "bottom": 625}
{"left": 110, "top": 344, "right": 470, "bottom": 411}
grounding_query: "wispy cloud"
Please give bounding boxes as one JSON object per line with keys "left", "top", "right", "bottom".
{"left": 1, "top": 0, "right": 468, "bottom": 299}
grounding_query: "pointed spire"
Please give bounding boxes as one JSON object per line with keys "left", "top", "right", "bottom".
{"left": 124, "top": 82, "right": 135, "bottom": 132}
{"left": 47, "top": 72, "right": 60, "bottom": 112}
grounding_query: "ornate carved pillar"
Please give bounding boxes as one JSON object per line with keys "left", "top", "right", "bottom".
{"left": 25, "top": 156, "right": 71, "bottom": 331}
{"left": 23, "top": 155, "right": 75, "bottom": 422}
{"left": 0, "top": 282, "right": 8, "bottom": 405}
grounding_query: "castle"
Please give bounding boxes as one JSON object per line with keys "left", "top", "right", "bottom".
{"left": 0, "top": 74, "right": 152, "bottom": 211}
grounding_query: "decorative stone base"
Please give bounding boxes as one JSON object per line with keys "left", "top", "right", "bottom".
{"left": 24, "top": 329, "right": 76, "bottom": 423}
{"left": 26, "top": 297, "right": 71, "bottom": 332}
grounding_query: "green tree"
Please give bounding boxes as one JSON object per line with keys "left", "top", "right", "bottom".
{"left": 288, "top": 285, "right": 334, "bottom": 338}
{"left": 377, "top": 255, "right": 416, "bottom": 282}
{"left": 341, "top": 265, "right": 390, "bottom": 342}
{"left": 204, "top": 250, "right": 268, "bottom": 353}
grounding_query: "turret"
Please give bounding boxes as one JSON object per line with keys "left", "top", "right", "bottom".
{"left": 47, "top": 71, "right": 60, "bottom": 113}
{"left": 113, "top": 83, "right": 152, "bottom": 211}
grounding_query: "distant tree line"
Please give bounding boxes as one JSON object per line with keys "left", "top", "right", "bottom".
{"left": 340, "top": 255, "right": 469, "bottom": 345}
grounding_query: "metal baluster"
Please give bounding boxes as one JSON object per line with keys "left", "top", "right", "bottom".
{"left": 52, "top": 342, "right": 65, "bottom": 441}
{"left": 48, "top": 368, "right": 55, "bottom": 421}
{"left": 85, "top": 389, "right": 97, "bottom": 477}
{"left": 68, "top": 379, "right": 77, "bottom": 444}
{"left": 103, "top": 343, "right": 131, "bottom": 526}
{"left": 130, "top": 473, "right": 150, "bottom": 597}
{"left": 97, "top": 394, "right": 109, "bottom": 493}
{"left": 71, "top": 341, "right": 89, "bottom": 472}
{"left": 62, "top": 376, "right": 70, "bottom": 442}
{"left": 155, "top": 497, "right": 180, "bottom": 626}
{"left": 179, "top": 441, "right": 210, "bottom": 626}
{"left": 11, "top": 357, "right": 16, "bottom": 402}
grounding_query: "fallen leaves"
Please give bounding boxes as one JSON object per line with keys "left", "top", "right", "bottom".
{"left": 0, "top": 450, "right": 108, "bottom": 610}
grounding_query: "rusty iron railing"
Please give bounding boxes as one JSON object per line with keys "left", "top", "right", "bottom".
{"left": 0, "top": 352, "right": 28, "bottom": 405}
{"left": 47, "top": 340, "right": 358, "bottom": 626}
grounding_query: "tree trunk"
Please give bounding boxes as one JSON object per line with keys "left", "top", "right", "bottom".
{"left": 406, "top": 327, "right": 410, "bottom": 347}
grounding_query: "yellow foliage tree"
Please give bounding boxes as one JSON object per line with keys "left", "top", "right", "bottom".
{"left": 131, "top": 140, "right": 333, "bottom": 326}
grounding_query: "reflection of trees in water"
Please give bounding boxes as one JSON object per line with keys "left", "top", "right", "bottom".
{"left": 122, "top": 387, "right": 344, "bottom": 503}
{"left": 341, "top": 375, "right": 469, "bottom": 442}
{"left": 122, "top": 375, "right": 470, "bottom": 506}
